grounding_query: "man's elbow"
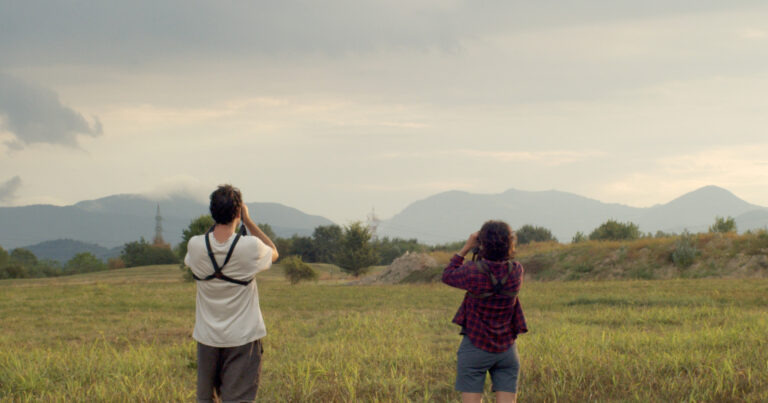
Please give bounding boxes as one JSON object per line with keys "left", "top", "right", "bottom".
{"left": 271, "top": 249, "right": 279, "bottom": 262}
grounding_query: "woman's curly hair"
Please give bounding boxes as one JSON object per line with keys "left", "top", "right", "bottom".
{"left": 209, "top": 184, "right": 242, "bottom": 224}
{"left": 478, "top": 220, "right": 516, "bottom": 261}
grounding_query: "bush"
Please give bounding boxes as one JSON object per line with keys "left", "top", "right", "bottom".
{"left": 0, "top": 264, "right": 29, "bottom": 279}
{"left": 571, "top": 231, "right": 587, "bottom": 243}
{"left": 65, "top": 252, "right": 107, "bottom": 274}
{"left": 589, "top": 220, "right": 641, "bottom": 241}
{"left": 282, "top": 256, "right": 318, "bottom": 285}
{"left": 517, "top": 225, "right": 558, "bottom": 244}
{"left": 107, "top": 258, "right": 126, "bottom": 270}
{"left": 671, "top": 231, "right": 698, "bottom": 268}
{"left": 121, "top": 238, "right": 179, "bottom": 267}
{"left": 709, "top": 216, "right": 737, "bottom": 233}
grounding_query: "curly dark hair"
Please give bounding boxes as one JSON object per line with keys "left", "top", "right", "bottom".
{"left": 478, "top": 220, "right": 516, "bottom": 261}
{"left": 209, "top": 184, "right": 242, "bottom": 225}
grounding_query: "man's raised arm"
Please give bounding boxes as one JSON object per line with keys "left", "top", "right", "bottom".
{"left": 241, "top": 204, "right": 279, "bottom": 262}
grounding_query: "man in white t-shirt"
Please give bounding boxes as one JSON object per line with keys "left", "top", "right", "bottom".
{"left": 184, "top": 184, "right": 279, "bottom": 403}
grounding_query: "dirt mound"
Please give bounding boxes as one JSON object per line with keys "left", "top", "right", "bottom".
{"left": 358, "top": 252, "right": 438, "bottom": 285}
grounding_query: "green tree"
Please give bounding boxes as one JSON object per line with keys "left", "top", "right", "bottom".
{"left": 10, "top": 248, "right": 37, "bottom": 267}
{"left": 65, "top": 252, "right": 107, "bottom": 274}
{"left": 374, "top": 237, "right": 425, "bottom": 265}
{"left": 257, "top": 223, "right": 277, "bottom": 240}
{"left": 336, "top": 222, "right": 379, "bottom": 277}
{"left": 274, "top": 237, "right": 293, "bottom": 262}
{"left": 281, "top": 255, "right": 318, "bottom": 285}
{"left": 589, "top": 220, "right": 641, "bottom": 241}
{"left": 0, "top": 246, "right": 9, "bottom": 269}
{"left": 177, "top": 215, "right": 216, "bottom": 259}
{"left": 516, "top": 224, "right": 558, "bottom": 244}
{"left": 312, "top": 225, "right": 343, "bottom": 263}
{"left": 0, "top": 264, "right": 28, "bottom": 279}
{"left": 122, "top": 238, "right": 178, "bottom": 267}
{"left": 29, "top": 260, "right": 63, "bottom": 278}
{"left": 709, "top": 216, "right": 737, "bottom": 233}
{"left": 289, "top": 235, "right": 316, "bottom": 262}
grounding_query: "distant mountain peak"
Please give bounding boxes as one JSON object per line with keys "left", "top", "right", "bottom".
{"left": 667, "top": 185, "right": 750, "bottom": 207}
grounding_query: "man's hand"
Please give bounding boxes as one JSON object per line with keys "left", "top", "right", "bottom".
{"left": 241, "top": 204, "right": 250, "bottom": 222}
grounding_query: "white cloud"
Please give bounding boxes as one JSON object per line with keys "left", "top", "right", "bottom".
{"left": 0, "top": 175, "right": 21, "bottom": 203}
{"left": 0, "top": 74, "right": 102, "bottom": 150}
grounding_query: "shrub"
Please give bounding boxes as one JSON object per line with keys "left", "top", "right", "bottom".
{"left": 517, "top": 225, "right": 558, "bottom": 244}
{"left": 0, "top": 264, "right": 29, "bottom": 279}
{"left": 107, "top": 258, "right": 126, "bottom": 270}
{"left": 571, "top": 231, "right": 587, "bottom": 243}
{"left": 671, "top": 231, "right": 698, "bottom": 268}
{"left": 589, "top": 220, "right": 641, "bottom": 241}
{"left": 709, "top": 216, "right": 737, "bottom": 233}
{"left": 282, "top": 256, "right": 318, "bottom": 285}
{"left": 65, "top": 252, "right": 107, "bottom": 274}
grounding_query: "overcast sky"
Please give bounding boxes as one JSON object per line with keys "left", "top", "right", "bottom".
{"left": 2, "top": 1, "right": 768, "bottom": 224}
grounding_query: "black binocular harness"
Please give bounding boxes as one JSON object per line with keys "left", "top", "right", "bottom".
{"left": 466, "top": 260, "right": 519, "bottom": 299}
{"left": 192, "top": 225, "right": 253, "bottom": 286}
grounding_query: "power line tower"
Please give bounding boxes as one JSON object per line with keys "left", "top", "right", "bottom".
{"left": 153, "top": 204, "right": 166, "bottom": 246}
{"left": 367, "top": 207, "right": 380, "bottom": 240}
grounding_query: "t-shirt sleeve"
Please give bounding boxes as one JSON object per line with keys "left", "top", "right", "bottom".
{"left": 184, "top": 237, "right": 197, "bottom": 268}
{"left": 249, "top": 237, "right": 273, "bottom": 275}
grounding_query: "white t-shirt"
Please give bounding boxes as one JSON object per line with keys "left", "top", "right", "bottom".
{"left": 185, "top": 232, "right": 273, "bottom": 347}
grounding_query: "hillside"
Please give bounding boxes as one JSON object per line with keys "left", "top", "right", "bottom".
{"left": 0, "top": 194, "right": 335, "bottom": 250}
{"left": 380, "top": 186, "right": 768, "bottom": 244}
{"left": 515, "top": 231, "right": 768, "bottom": 281}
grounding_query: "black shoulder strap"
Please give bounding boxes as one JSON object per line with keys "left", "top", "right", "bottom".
{"left": 192, "top": 225, "right": 252, "bottom": 286}
{"left": 467, "top": 260, "right": 519, "bottom": 299}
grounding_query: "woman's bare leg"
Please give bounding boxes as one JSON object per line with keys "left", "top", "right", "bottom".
{"left": 496, "top": 391, "right": 516, "bottom": 403}
{"left": 462, "top": 392, "right": 483, "bottom": 403}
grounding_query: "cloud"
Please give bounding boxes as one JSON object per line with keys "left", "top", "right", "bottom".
{"left": 0, "top": 73, "right": 102, "bottom": 149}
{"left": 0, "top": 175, "right": 21, "bottom": 203}
{"left": 2, "top": 1, "right": 764, "bottom": 67}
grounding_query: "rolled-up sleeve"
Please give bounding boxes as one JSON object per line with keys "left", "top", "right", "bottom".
{"left": 442, "top": 254, "right": 470, "bottom": 290}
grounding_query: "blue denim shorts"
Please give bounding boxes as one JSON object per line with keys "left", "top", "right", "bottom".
{"left": 456, "top": 336, "right": 520, "bottom": 393}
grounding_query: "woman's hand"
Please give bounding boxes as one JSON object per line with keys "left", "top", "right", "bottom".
{"left": 458, "top": 231, "right": 479, "bottom": 257}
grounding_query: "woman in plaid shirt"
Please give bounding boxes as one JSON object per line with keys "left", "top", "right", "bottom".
{"left": 442, "top": 220, "right": 527, "bottom": 403}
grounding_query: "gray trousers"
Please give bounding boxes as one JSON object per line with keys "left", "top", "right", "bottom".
{"left": 197, "top": 339, "right": 263, "bottom": 403}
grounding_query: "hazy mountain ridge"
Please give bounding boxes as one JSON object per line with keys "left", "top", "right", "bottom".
{"left": 0, "top": 194, "right": 335, "bottom": 250}
{"left": 25, "top": 239, "right": 122, "bottom": 263}
{"left": 3, "top": 186, "right": 766, "bottom": 253}
{"left": 379, "top": 186, "right": 768, "bottom": 244}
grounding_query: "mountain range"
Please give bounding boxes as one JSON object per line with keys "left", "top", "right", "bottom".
{"left": 0, "top": 194, "right": 334, "bottom": 251}
{"left": 377, "top": 186, "right": 768, "bottom": 244}
{"left": 2, "top": 186, "right": 768, "bottom": 261}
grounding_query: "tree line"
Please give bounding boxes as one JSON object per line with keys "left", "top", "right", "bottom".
{"left": 177, "top": 215, "right": 432, "bottom": 278}
{"left": 0, "top": 215, "right": 741, "bottom": 280}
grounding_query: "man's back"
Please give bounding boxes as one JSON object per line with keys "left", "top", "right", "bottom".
{"left": 185, "top": 232, "right": 273, "bottom": 347}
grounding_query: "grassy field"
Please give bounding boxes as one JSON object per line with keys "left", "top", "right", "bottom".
{"left": 1, "top": 264, "right": 767, "bottom": 402}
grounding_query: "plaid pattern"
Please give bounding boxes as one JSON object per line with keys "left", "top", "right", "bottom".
{"left": 443, "top": 254, "right": 528, "bottom": 353}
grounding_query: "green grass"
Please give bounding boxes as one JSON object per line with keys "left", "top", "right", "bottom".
{"left": 1, "top": 266, "right": 768, "bottom": 401}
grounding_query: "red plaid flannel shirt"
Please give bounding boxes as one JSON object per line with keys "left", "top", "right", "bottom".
{"left": 442, "top": 254, "right": 528, "bottom": 353}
